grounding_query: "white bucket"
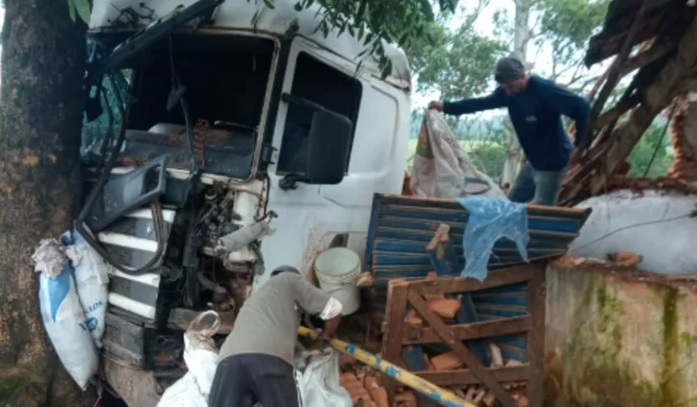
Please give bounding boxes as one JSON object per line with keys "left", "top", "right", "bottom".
{"left": 314, "top": 247, "right": 361, "bottom": 316}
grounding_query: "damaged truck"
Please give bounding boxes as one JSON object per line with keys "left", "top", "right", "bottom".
{"left": 78, "top": 0, "right": 411, "bottom": 401}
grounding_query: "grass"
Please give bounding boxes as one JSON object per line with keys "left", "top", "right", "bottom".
{"left": 406, "top": 137, "right": 502, "bottom": 169}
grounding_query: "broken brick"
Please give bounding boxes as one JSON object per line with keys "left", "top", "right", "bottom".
{"left": 404, "top": 309, "right": 423, "bottom": 326}
{"left": 473, "top": 388, "right": 487, "bottom": 404}
{"left": 607, "top": 251, "right": 643, "bottom": 267}
{"left": 340, "top": 372, "right": 358, "bottom": 385}
{"left": 465, "top": 386, "right": 477, "bottom": 401}
{"left": 483, "top": 391, "right": 496, "bottom": 406}
{"left": 356, "top": 272, "right": 375, "bottom": 287}
{"left": 431, "top": 351, "right": 464, "bottom": 370}
{"left": 344, "top": 382, "right": 371, "bottom": 404}
{"left": 422, "top": 272, "right": 448, "bottom": 300}
{"left": 394, "top": 390, "right": 417, "bottom": 407}
{"left": 340, "top": 353, "right": 357, "bottom": 367}
{"left": 368, "top": 385, "right": 388, "bottom": 407}
{"left": 427, "top": 298, "right": 461, "bottom": 318}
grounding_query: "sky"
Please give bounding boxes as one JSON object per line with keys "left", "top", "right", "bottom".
{"left": 410, "top": 0, "right": 612, "bottom": 110}
{"left": 0, "top": 1, "right": 611, "bottom": 107}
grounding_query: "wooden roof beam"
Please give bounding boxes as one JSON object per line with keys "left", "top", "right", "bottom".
{"left": 562, "top": 11, "right": 697, "bottom": 201}
{"left": 579, "top": 0, "right": 651, "bottom": 151}
{"left": 618, "top": 37, "right": 679, "bottom": 76}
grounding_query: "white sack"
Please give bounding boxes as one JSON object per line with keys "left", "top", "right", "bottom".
{"left": 65, "top": 231, "right": 109, "bottom": 347}
{"left": 410, "top": 109, "right": 506, "bottom": 199}
{"left": 158, "top": 311, "right": 221, "bottom": 407}
{"left": 295, "top": 350, "right": 352, "bottom": 407}
{"left": 33, "top": 239, "right": 99, "bottom": 390}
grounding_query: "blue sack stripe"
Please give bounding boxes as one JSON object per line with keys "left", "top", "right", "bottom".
{"left": 47, "top": 263, "right": 73, "bottom": 322}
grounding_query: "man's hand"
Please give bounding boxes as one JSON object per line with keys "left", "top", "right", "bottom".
{"left": 316, "top": 331, "right": 333, "bottom": 342}
{"left": 428, "top": 101, "right": 444, "bottom": 111}
{"left": 307, "top": 335, "right": 331, "bottom": 355}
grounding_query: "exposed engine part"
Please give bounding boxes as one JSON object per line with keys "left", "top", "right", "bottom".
{"left": 215, "top": 220, "right": 272, "bottom": 255}
{"left": 196, "top": 271, "right": 234, "bottom": 308}
{"left": 194, "top": 188, "right": 241, "bottom": 246}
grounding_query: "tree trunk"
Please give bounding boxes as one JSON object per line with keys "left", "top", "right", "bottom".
{"left": 0, "top": 0, "right": 91, "bottom": 406}
{"left": 500, "top": 0, "right": 531, "bottom": 187}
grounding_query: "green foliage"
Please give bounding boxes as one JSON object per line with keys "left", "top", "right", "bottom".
{"left": 532, "top": 0, "right": 610, "bottom": 84}
{"left": 405, "top": 22, "right": 506, "bottom": 99}
{"left": 626, "top": 120, "right": 674, "bottom": 179}
{"left": 292, "top": 0, "right": 460, "bottom": 76}
{"left": 468, "top": 141, "right": 507, "bottom": 180}
{"left": 67, "top": 0, "right": 91, "bottom": 24}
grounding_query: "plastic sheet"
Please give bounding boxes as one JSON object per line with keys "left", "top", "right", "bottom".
{"left": 295, "top": 349, "right": 352, "bottom": 407}
{"left": 457, "top": 196, "right": 530, "bottom": 281}
{"left": 410, "top": 110, "right": 506, "bottom": 199}
{"left": 158, "top": 311, "right": 221, "bottom": 407}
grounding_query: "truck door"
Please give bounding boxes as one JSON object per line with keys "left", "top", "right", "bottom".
{"left": 258, "top": 37, "right": 407, "bottom": 287}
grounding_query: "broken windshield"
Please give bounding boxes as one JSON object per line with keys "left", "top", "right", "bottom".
{"left": 82, "top": 33, "right": 276, "bottom": 179}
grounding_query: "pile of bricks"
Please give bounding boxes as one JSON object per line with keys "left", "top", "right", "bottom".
{"left": 339, "top": 366, "right": 417, "bottom": 407}
{"left": 448, "top": 378, "right": 529, "bottom": 407}
{"left": 338, "top": 349, "right": 527, "bottom": 407}
{"left": 421, "top": 349, "right": 529, "bottom": 406}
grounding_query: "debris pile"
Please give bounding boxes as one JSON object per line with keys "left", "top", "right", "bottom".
{"left": 555, "top": 252, "right": 643, "bottom": 269}
{"left": 334, "top": 326, "right": 530, "bottom": 407}
{"left": 339, "top": 370, "right": 390, "bottom": 407}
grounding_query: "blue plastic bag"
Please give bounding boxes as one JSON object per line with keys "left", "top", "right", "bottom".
{"left": 457, "top": 197, "right": 530, "bottom": 281}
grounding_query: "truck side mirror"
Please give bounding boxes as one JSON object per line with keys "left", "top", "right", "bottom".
{"left": 305, "top": 109, "right": 352, "bottom": 185}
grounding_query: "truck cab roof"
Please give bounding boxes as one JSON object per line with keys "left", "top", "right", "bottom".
{"left": 89, "top": 0, "right": 411, "bottom": 90}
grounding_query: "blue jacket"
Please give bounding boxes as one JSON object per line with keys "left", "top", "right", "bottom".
{"left": 443, "top": 76, "right": 591, "bottom": 171}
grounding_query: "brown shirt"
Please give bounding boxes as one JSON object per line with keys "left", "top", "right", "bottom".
{"left": 218, "top": 272, "right": 331, "bottom": 365}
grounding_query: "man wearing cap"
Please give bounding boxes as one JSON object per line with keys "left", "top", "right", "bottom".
{"left": 209, "top": 266, "right": 343, "bottom": 407}
{"left": 428, "top": 56, "right": 592, "bottom": 206}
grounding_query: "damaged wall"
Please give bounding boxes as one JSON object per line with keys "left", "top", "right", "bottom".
{"left": 668, "top": 90, "right": 697, "bottom": 183}
{"left": 569, "top": 189, "right": 697, "bottom": 275}
{"left": 545, "top": 263, "right": 697, "bottom": 407}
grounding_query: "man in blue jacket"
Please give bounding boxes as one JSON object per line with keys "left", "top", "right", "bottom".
{"left": 429, "top": 56, "right": 591, "bottom": 205}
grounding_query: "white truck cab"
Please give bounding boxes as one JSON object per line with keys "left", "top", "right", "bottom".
{"left": 80, "top": 0, "right": 410, "bottom": 395}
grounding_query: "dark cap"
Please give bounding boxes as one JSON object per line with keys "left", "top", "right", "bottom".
{"left": 494, "top": 56, "right": 526, "bottom": 83}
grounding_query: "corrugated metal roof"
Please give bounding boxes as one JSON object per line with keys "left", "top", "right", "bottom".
{"left": 364, "top": 194, "right": 591, "bottom": 288}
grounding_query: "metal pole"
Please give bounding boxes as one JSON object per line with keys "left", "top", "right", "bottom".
{"left": 297, "top": 326, "right": 476, "bottom": 407}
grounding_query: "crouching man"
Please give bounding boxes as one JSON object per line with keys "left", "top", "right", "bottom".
{"left": 208, "top": 266, "right": 342, "bottom": 407}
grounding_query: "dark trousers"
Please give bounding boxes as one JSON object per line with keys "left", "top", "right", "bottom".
{"left": 208, "top": 353, "right": 300, "bottom": 407}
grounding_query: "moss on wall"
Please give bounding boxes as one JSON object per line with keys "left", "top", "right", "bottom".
{"left": 0, "top": 378, "right": 24, "bottom": 402}
{"left": 561, "top": 281, "right": 662, "bottom": 406}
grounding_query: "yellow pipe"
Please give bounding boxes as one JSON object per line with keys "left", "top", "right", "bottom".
{"left": 297, "top": 326, "right": 475, "bottom": 407}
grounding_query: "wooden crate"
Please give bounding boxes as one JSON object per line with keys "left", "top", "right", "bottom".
{"left": 379, "top": 262, "right": 546, "bottom": 407}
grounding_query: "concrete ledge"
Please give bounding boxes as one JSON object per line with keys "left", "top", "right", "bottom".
{"left": 544, "top": 262, "right": 697, "bottom": 407}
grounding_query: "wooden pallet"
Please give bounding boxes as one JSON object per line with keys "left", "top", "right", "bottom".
{"left": 379, "top": 262, "right": 546, "bottom": 407}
